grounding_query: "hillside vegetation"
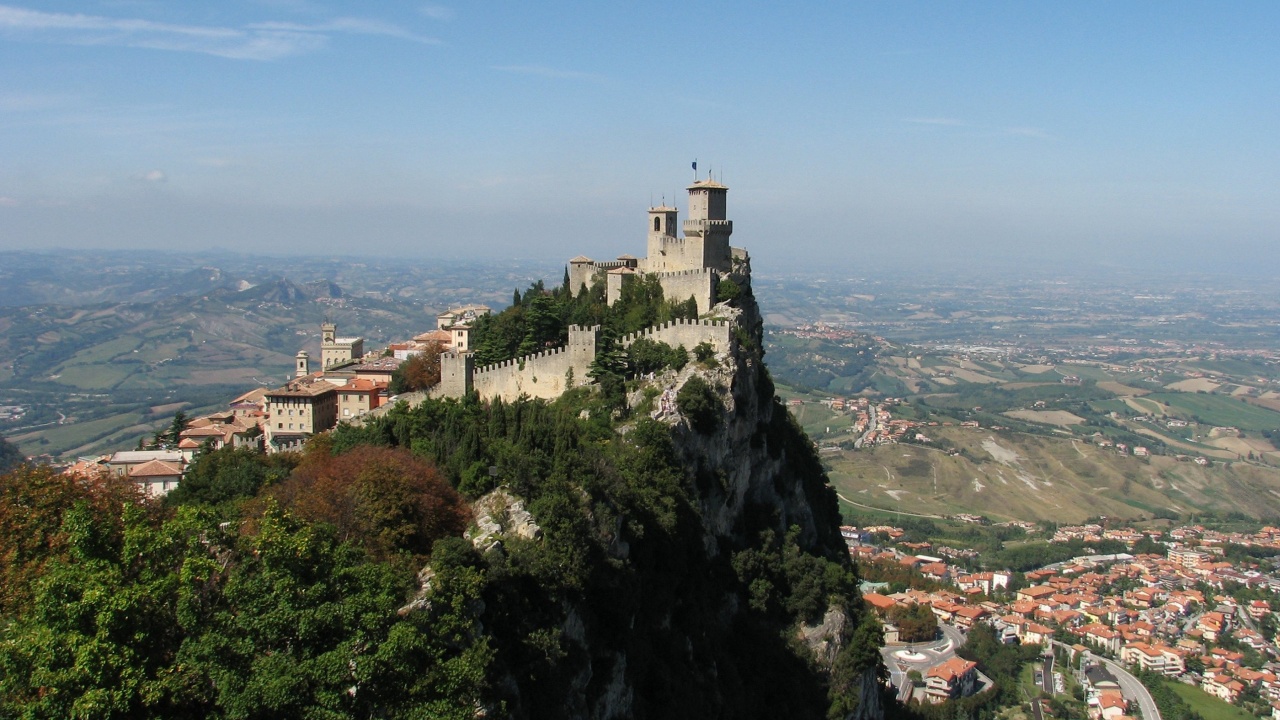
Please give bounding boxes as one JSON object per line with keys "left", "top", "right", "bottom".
{"left": 0, "top": 278, "right": 893, "bottom": 720}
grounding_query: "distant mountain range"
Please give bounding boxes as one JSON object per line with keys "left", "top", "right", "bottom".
{"left": 0, "top": 251, "right": 557, "bottom": 459}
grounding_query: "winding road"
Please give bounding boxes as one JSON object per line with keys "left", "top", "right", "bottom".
{"left": 1047, "top": 641, "right": 1161, "bottom": 720}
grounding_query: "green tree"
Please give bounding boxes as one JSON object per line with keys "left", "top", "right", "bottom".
{"left": 0, "top": 464, "right": 142, "bottom": 617}
{"left": 627, "top": 337, "right": 688, "bottom": 376}
{"left": 716, "top": 277, "right": 741, "bottom": 305}
{"left": 167, "top": 410, "right": 188, "bottom": 446}
{"left": 0, "top": 436, "right": 22, "bottom": 474}
{"left": 888, "top": 602, "right": 939, "bottom": 642}
{"left": 0, "top": 501, "right": 194, "bottom": 718}
{"left": 165, "top": 446, "right": 298, "bottom": 509}
{"left": 677, "top": 375, "right": 722, "bottom": 435}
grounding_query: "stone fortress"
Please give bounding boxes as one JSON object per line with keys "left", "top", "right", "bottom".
{"left": 435, "top": 176, "right": 751, "bottom": 403}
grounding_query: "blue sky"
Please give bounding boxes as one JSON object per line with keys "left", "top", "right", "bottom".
{"left": 1, "top": 2, "right": 1277, "bottom": 274}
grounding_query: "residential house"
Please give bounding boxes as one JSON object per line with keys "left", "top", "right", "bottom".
{"left": 105, "top": 450, "right": 185, "bottom": 478}
{"left": 1079, "top": 624, "right": 1122, "bottom": 655}
{"left": 337, "top": 378, "right": 387, "bottom": 420}
{"left": 129, "top": 459, "right": 184, "bottom": 497}
{"left": 264, "top": 375, "right": 339, "bottom": 452}
{"left": 925, "top": 657, "right": 979, "bottom": 703}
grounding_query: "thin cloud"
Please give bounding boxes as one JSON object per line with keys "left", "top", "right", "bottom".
{"left": 419, "top": 4, "right": 454, "bottom": 21}
{"left": 248, "top": 18, "right": 438, "bottom": 44}
{"left": 492, "top": 64, "right": 602, "bottom": 81}
{"left": 0, "top": 5, "right": 433, "bottom": 60}
{"left": 0, "top": 196, "right": 18, "bottom": 207}
{"left": 132, "top": 169, "right": 167, "bottom": 182}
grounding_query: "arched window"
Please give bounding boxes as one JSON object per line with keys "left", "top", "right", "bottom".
{"left": 653, "top": 216, "right": 661, "bottom": 232}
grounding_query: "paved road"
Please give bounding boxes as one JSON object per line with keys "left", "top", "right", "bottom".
{"left": 1046, "top": 641, "right": 1161, "bottom": 720}
{"left": 1029, "top": 697, "right": 1045, "bottom": 720}
{"left": 880, "top": 623, "right": 967, "bottom": 676}
{"left": 1095, "top": 655, "right": 1161, "bottom": 720}
{"left": 1042, "top": 654, "right": 1054, "bottom": 694}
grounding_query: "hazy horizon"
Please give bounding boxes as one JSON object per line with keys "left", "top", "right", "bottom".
{"left": 2, "top": 2, "right": 1278, "bottom": 276}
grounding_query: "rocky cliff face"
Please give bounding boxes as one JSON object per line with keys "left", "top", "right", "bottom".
{"left": 448, "top": 283, "right": 886, "bottom": 720}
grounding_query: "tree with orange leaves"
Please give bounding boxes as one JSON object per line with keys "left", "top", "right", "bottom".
{"left": 389, "top": 340, "right": 443, "bottom": 395}
{"left": 264, "top": 443, "right": 470, "bottom": 560}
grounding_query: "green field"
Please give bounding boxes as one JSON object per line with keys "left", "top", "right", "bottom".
{"left": 53, "top": 363, "right": 139, "bottom": 390}
{"left": 1089, "top": 399, "right": 1131, "bottom": 415}
{"left": 59, "top": 335, "right": 143, "bottom": 366}
{"left": 13, "top": 411, "right": 149, "bottom": 457}
{"left": 1168, "top": 681, "right": 1254, "bottom": 720}
{"left": 1059, "top": 365, "right": 1115, "bottom": 381}
{"left": 1147, "top": 392, "right": 1280, "bottom": 431}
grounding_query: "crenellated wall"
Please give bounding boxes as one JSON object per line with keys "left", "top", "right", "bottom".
{"left": 649, "top": 268, "right": 719, "bottom": 315}
{"left": 434, "top": 351, "right": 474, "bottom": 399}
{"left": 451, "top": 325, "right": 599, "bottom": 402}
{"left": 619, "top": 317, "right": 733, "bottom": 356}
{"left": 434, "top": 317, "right": 734, "bottom": 403}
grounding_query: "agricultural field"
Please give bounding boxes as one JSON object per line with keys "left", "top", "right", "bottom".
{"left": 1145, "top": 392, "right": 1280, "bottom": 432}
{"left": 822, "top": 428, "right": 1280, "bottom": 522}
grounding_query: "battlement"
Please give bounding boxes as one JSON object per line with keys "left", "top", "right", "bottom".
{"left": 619, "top": 318, "right": 728, "bottom": 345}
{"left": 620, "top": 317, "right": 734, "bottom": 357}
{"left": 682, "top": 218, "right": 733, "bottom": 236}
{"left": 649, "top": 267, "right": 716, "bottom": 278}
{"left": 475, "top": 346, "right": 566, "bottom": 375}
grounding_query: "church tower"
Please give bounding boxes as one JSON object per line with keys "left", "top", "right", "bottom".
{"left": 683, "top": 178, "right": 733, "bottom": 272}
{"left": 295, "top": 351, "right": 310, "bottom": 378}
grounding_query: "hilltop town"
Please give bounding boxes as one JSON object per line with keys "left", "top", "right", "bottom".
{"left": 66, "top": 177, "right": 753, "bottom": 495}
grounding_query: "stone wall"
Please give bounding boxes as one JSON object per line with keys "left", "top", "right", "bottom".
{"left": 455, "top": 325, "right": 599, "bottom": 402}
{"left": 651, "top": 268, "right": 719, "bottom": 315}
{"left": 642, "top": 236, "right": 705, "bottom": 274}
{"left": 568, "top": 262, "right": 595, "bottom": 296}
{"left": 619, "top": 318, "right": 733, "bottom": 356}
{"left": 435, "top": 351, "right": 474, "bottom": 398}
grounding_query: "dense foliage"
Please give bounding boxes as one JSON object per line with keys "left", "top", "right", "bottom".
{"left": 0, "top": 463, "right": 487, "bottom": 719}
{"left": 469, "top": 274, "right": 699, "bottom": 367}
{"left": 264, "top": 443, "right": 471, "bottom": 560}
{"left": 164, "top": 446, "right": 298, "bottom": 509}
{"left": 887, "top": 603, "right": 939, "bottom": 643}
{"left": 330, "top": 386, "right": 880, "bottom": 718}
{"left": 676, "top": 375, "right": 723, "bottom": 435}
{"left": 1134, "top": 670, "right": 1205, "bottom": 720}
{"left": 1, "top": 275, "right": 889, "bottom": 718}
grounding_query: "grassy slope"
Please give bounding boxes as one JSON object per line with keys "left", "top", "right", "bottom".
{"left": 1167, "top": 681, "right": 1255, "bottom": 720}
